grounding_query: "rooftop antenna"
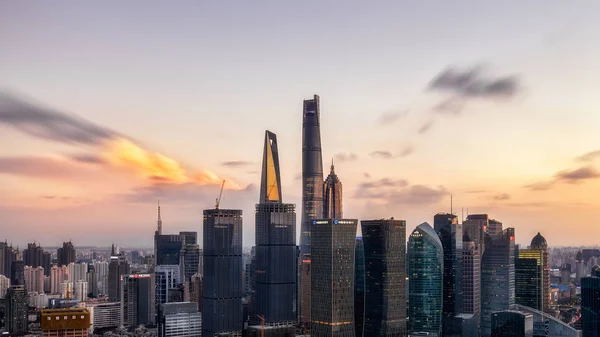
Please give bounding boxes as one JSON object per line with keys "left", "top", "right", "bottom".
{"left": 450, "top": 195, "right": 453, "bottom": 215}
{"left": 157, "top": 200, "right": 162, "bottom": 235}
{"left": 215, "top": 180, "right": 226, "bottom": 209}
{"left": 462, "top": 208, "right": 464, "bottom": 223}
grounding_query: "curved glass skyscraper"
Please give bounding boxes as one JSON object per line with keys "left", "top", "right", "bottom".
{"left": 300, "top": 94, "right": 324, "bottom": 325}
{"left": 408, "top": 222, "right": 444, "bottom": 336}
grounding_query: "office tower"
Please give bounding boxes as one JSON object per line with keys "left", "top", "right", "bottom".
{"left": 576, "top": 251, "right": 585, "bottom": 284}
{"left": 108, "top": 246, "right": 130, "bottom": 302}
{"left": 190, "top": 273, "right": 203, "bottom": 311}
{"left": 121, "top": 273, "right": 155, "bottom": 327}
{"left": 87, "top": 265, "right": 98, "bottom": 298}
{"left": 355, "top": 237, "right": 365, "bottom": 337}
{"left": 131, "top": 250, "right": 140, "bottom": 264}
{"left": 93, "top": 261, "right": 108, "bottom": 296}
{"left": 40, "top": 307, "right": 91, "bottom": 337}
{"left": 154, "top": 204, "right": 184, "bottom": 266}
{"left": 179, "top": 231, "right": 197, "bottom": 245}
{"left": 1, "top": 242, "right": 18, "bottom": 277}
{"left": 6, "top": 284, "right": 28, "bottom": 335}
{"left": 311, "top": 218, "right": 357, "bottom": 337}
{"left": 323, "top": 160, "right": 342, "bottom": 219}
{"left": 361, "top": 218, "right": 407, "bottom": 336}
{"left": 24, "top": 266, "right": 44, "bottom": 293}
{"left": 10, "top": 261, "right": 25, "bottom": 288}
{"left": 300, "top": 94, "right": 324, "bottom": 325}
{"left": 491, "top": 310, "right": 533, "bottom": 337}
{"left": 462, "top": 239, "right": 480, "bottom": 318}
{"left": 487, "top": 219, "right": 503, "bottom": 236}
{"left": 88, "top": 302, "right": 122, "bottom": 333}
{"left": 446, "top": 314, "right": 479, "bottom": 337}
{"left": 50, "top": 265, "right": 69, "bottom": 294}
{"left": 0, "top": 274, "right": 10, "bottom": 298}
{"left": 407, "top": 222, "right": 444, "bottom": 336}
{"left": 434, "top": 213, "right": 463, "bottom": 327}
{"left": 155, "top": 265, "right": 181, "bottom": 314}
{"left": 515, "top": 249, "right": 544, "bottom": 311}
{"left": 73, "top": 280, "right": 88, "bottom": 302}
{"left": 158, "top": 302, "right": 202, "bottom": 337}
{"left": 582, "top": 266, "right": 600, "bottom": 337}
{"left": 254, "top": 130, "right": 298, "bottom": 326}
{"left": 202, "top": 208, "right": 243, "bottom": 337}
{"left": 481, "top": 228, "right": 515, "bottom": 337}
{"left": 463, "top": 214, "right": 489, "bottom": 258}
{"left": 23, "top": 242, "right": 51, "bottom": 276}
{"left": 57, "top": 241, "right": 76, "bottom": 267}
{"left": 529, "top": 232, "right": 550, "bottom": 312}
{"left": 179, "top": 242, "right": 200, "bottom": 282}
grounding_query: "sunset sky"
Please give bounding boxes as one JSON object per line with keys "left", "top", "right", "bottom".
{"left": 1, "top": 1, "right": 600, "bottom": 247}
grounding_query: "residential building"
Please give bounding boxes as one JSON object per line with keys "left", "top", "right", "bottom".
{"left": 158, "top": 302, "right": 202, "bottom": 337}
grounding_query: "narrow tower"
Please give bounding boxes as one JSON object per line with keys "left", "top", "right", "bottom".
{"left": 300, "top": 94, "right": 324, "bottom": 325}
{"left": 323, "top": 159, "right": 343, "bottom": 219}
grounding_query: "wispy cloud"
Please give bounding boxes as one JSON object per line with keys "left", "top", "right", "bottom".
{"left": 418, "top": 121, "right": 434, "bottom": 134}
{"left": 369, "top": 150, "right": 394, "bottom": 159}
{"left": 377, "top": 110, "right": 408, "bottom": 125}
{"left": 221, "top": 160, "right": 253, "bottom": 168}
{"left": 577, "top": 150, "right": 600, "bottom": 162}
{"left": 334, "top": 152, "right": 358, "bottom": 163}
{"left": 354, "top": 176, "right": 447, "bottom": 206}
{"left": 0, "top": 156, "right": 96, "bottom": 179}
{"left": 399, "top": 145, "right": 415, "bottom": 157}
{"left": 492, "top": 193, "right": 511, "bottom": 201}
{"left": 525, "top": 166, "right": 600, "bottom": 191}
{"left": 369, "top": 146, "right": 414, "bottom": 159}
{"left": 359, "top": 178, "right": 409, "bottom": 189}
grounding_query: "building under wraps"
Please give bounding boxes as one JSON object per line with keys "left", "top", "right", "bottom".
{"left": 41, "top": 307, "right": 91, "bottom": 337}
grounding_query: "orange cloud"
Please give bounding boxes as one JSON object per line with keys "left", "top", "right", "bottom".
{"left": 102, "top": 137, "right": 239, "bottom": 188}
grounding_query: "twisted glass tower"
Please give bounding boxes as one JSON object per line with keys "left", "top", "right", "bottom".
{"left": 300, "top": 94, "right": 324, "bottom": 325}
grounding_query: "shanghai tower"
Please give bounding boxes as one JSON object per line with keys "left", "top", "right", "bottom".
{"left": 255, "top": 130, "right": 297, "bottom": 325}
{"left": 300, "top": 94, "right": 324, "bottom": 325}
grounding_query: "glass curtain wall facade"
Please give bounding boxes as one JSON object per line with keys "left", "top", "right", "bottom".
{"left": 515, "top": 249, "right": 543, "bottom": 311}
{"left": 407, "top": 222, "right": 444, "bottom": 336}
{"left": 355, "top": 237, "right": 365, "bottom": 337}
{"left": 434, "top": 213, "right": 463, "bottom": 324}
{"left": 361, "top": 219, "right": 407, "bottom": 336}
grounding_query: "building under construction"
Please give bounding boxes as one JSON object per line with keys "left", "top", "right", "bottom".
{"left": 40, "top": 307, "right": 91, "bottom": 337}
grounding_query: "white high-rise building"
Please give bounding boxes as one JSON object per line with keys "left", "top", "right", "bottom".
{"left": 51, "top": 265, "right": 70, "bottom": 294}
{"left": 68, "top": 262, "right": 88, "bottom": 282}
{"left": 24, "top": 266, "right": 45, "bottom": 293}
{"left": 73, "top": 280, "right": 88, "bottom": 302}
{"left": 61, "top": 281, "right": 73, "bottom": 298}
{"left": 93, "top": 261, "right": 109, "bottom": 296}
{"left": 0, "top": 275, "right": 10, "bottom": 298}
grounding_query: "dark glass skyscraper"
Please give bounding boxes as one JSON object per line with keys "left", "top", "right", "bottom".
{"left": 6, "top": 284, "right": 28, "bottom": 335}
{"left": 323, "top": 160, "right": 342, "bottom": 219}
{"left": 361, "top": 218, "right": 407, "bottom": 336}
{"left": 408, "top": 222, "right": 444, "bottom": 336}
{"left": 311, "top": 218, "right": 357, "bottom": 337}
{"left": 355, "top": 237, "right": 365, "bottom": 337}
{"left": 23, "top": 242, "right": 51, "bottom": 276}
{"left": 255, "top": 130, "right": 297, "bottom": 325}
{"left": 300, "top": 94, "right": 324, "bottom": 325}
{"left": 108, "top": 245, "right": 130, "bottom": 302}
{"left": 480, "top": 228, "right": 515, "bottom": 337}
{"left": 154, "top": 206, "right": 183, "bottom": 266}
{"left": 530, "top": 232, "right": 550, "bottom": 313}
{"left": 515, "top": 249, "right": 544, "bottom": 311}
{"left": 582, "top": 266, "right": 600, "bottom": 337}
{"left": 57, "top": 241, "right": 76, "bottom": 267}
{"left": 121, "top": 273, "right": 155, "bottom": 327}
{"left": 10, "top": 260, "right": 25, "bottom": 287}
{"left": 434, "top": 213, "right": 463, "bottom": 325}
{"left": 202, "top": 208, "right": 243, "bottom": 337}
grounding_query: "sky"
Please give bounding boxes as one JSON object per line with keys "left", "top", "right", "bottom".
{"left": 1, "top": 1, "right": 600, "bottom": 248}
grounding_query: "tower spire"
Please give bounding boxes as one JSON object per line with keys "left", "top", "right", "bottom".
{"left": 330, "top": 158, "right": 335, "bottom": 173}
{"left": 111, "top": 243, "right": 115, "bottom": 256}
{"left": 157, "top": 200, "right": 162, "bottom": 235}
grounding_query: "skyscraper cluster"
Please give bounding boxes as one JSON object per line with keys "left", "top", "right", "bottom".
{"left": 0, "top": 94, "right": 592, "bottom": 337}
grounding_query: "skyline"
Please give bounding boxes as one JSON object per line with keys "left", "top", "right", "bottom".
{"left": 2, "top": 1, "right": 600, "bottom": 247}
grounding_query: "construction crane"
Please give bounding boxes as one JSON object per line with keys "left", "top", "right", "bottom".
{"left": 215, "top": 180, "right": 225, "bottom": 209}
{"left": 256, "top": 315, "right": 265, "bottom": 337}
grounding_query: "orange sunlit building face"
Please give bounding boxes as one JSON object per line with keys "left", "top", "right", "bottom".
{"left": 40, "top": 308, "right": 91, "bottom": 337}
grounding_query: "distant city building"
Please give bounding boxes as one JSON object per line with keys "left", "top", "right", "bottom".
{"left": 50, "top": 264, "right": 69, "bottom": 295}
{"left": 28, "top": 293, "right": 60, "bottom": 308}
{"left": 311, "top": 218, "right": 357, "bottom": 337}
{"left": 108, "top": 245, "right": 130, "bottom": 302}
{"left": 434, "top": 212, "right": 463, "bottom": 334}
{"left": 121, "top": 273, "right": 155, "bottom": 328}
{"left": 0, "top": 242, "right": 18, "bottom": 278}
{"left": 158, "top": 302, "right": 202, "bottom": 337}
{"left": 300, "top": 94, "right": 324, "bottom": 325}
{"left": 463, "top": 214, "right": 489, "bottom": 258}
{"left": 87, "top": 264, "right": 98, "bottom": 298}
{"left": 10, "top": 260, "right": 25, "bottom": 286}
{"left": 582, "top": 266, "right": 600, "bottom": 337}
{"left": 24, "top": 265, "right": 45, "bottom": 293}
{"left": 462, "top": 239, "right": 480, "bottom": 318}
{"left": 515, "top": 249, "right": 544, "bottom": 311}
{"left": 61, "top": 281, "right": 73, "bottom": 298}
{"left": 202, "top": 208, "right": 243, "bottom": 337}
{"left": 255, "top": 130, "right": 297, "bottom": 326}
{"left": 575, "top": 251, "right": 585, "bottom": 284}
{"left": 40, "top": 307, "right": 91, "bottom": 337}
{"left": 179, "top": 231, "right": 197, "bottom": 246}
{"left": 68, "top": 262, "right": 88, "bottom": 282}
{"left": 179, "top": 240, "right": 200, "bottom": 282}
{"left": 57, "top": 241, "right": 76, "bottom": 267}
{"left": 361, "top": 218, "right": 407, "bottom": 336}
{"left": 530, "top": 232, "right": 550, "bottom": 312}
{"left": 560, "top": 263, "right": 571, "bottom": 285}
{"left": 23, "top": 242, "right": 51, "bottom": 276}
{"left": 481, "top": 228, "right": 516, "bottom": 337}
{"left": 154, "top": 204, "right": 184, "bottom": 266}
{"left": 445, "top": 313, "right": 479, "bottom": 337}
{"left": 490, "top": 310, "right": 533, "bottom": 337}
{"left": 487, "top": 219, "right": 503, "bottom": 236}
{"left": 6, "top": 284, "right": 28, "bottom": 335}
{"left": 322, "top": 160, "right": 342, "bottom": 219}
{"left": 87, "top": 302, "right": 121, "bottom": 333}
{"left": 190, "top": 273, "right": 202, "bottom": 312}
{"left": 0, "top": 274, "right": 10, "bottom": 298}
{"left": 73, "top": 280, "right": 88, "bottom": 302}
{"left": 355, "top": 237, "right": 365, "bottom": 337}
{"left": 407, "top": 222, "right": 444, "bottom": 336}
{"left": 155, "top": 265, "right": 181, "bottom": 314}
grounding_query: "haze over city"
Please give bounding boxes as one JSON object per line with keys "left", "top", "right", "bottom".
{"left": 2, "top": 1, "right": 600, "bottom": 247}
